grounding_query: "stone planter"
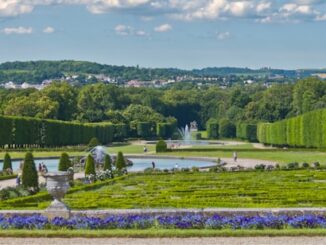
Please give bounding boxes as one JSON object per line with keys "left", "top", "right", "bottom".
{"left": 44, "top": 171, "right": 71, "bottom": 219}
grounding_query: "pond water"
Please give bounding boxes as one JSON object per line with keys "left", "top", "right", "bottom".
{"left": 0, "top": 157, "right": 215, "bottom": 172}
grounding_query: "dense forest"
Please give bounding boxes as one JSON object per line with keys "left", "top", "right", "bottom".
{"left": 0, "top": 60, "right": 324, "bottom": 84}
{"left": 0, "top": 78, "right": 325, "bottom": 130}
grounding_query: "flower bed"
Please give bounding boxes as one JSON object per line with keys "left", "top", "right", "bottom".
{"left": 1, "top": 214, "right": 326, "bottom": 230}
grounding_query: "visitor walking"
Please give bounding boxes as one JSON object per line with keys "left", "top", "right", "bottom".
{"left": 38, "top": 163, "right": 43, "bottom": 172}
{"left": 175, "top": 163, "right": 179, "bottom": 169}
{"left": 143, "top": 146, "right": 148, "bottom": 153}
{"left": 152, "top": 161, "right": 155, "bottom": 169}
{"left": 16, "top": 175, "right": 21, "bottom": 186}
{"left": 42, "top": 163, "right": 48, "bottom": 174}
{"left": 233, "top": 152, "right": 238, "bottom": 162}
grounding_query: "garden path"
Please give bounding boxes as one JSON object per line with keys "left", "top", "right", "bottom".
{"left": 0, "top": 237, "right": 325, "bottom": 245}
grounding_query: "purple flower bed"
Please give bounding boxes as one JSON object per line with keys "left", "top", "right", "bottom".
{"left": 0, "top": 214, "right": 326, "bottom": 230}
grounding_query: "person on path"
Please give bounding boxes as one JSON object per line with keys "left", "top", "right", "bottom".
{"left": 143, "top": 146, "right": 147, "bottom": 153}
{"left": 152, "top": 161, "right": 155, "bottom": 169}
{"left": 38, "top": 163, "right": 42, "bottom": 172}
{"left": 233, "top": 152, "right": 238, "bottom": 162}
{"left": 16, "top": 175, "right": 21, "bottom": 186}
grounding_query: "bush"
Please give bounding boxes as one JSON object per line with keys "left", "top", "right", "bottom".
{"left": 156, "top": 140, "right": 167, "bottom": 153}
{"left": 206, "top": 119, "right": 219, "bottom": 139}
{"left": 3, "top": 152, "right": 12, "bottom": 171}
{"left": 313, "top": 162, "right": 321, "bottom": 168}
{"left": 58, "top": 152, "right": 71, "bottom": 171}
{"left": 85, "top": 155, "right": 96, "bottom": 176}
{"left": 302, "top": 162, "right": 310, "bottom": 168}
{"left": 115, "top": 152, "right": 126, "bottom": 171}
{"left": 219, "top": 118, "right": 236, "bottom": 138}
{"left": 195, "top": 133, "right": 202, "bottom": 140}
{"left": 287, "top": 162, "right": 299, "bottom": 169}
{"left": 254, "top": 164, "right": 266, "bottom": 171}
{"left": 88, "top": 137, "right": 100, "bottom": 148}
{"left": 103, "top": 154, "right": 112, "bottom": 171}
{"left": 236, "top": 123, "right": 257, "bottom": 142}
{"left": 21, "top": 152, "right": 39, "bottom": 191}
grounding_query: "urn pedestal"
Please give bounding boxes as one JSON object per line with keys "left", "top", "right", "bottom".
{"left": 44, "top": 171, "right": 71, "bottom": 219}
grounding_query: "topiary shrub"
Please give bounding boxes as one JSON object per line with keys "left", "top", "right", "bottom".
{"left": 21, "top": 152, "right": 39, "bottom": 192}
{"left": 3, "top": 153, "right": 12, "bottom": 171}
{"left": 115, "top": 151, "right": 126, "bottom": 171}
{"left": 287, "top": 162, "right": 299, "bottom": 169}
{"left": 313, "top": 162, "right": 321, "bottom": 169}
{"left": 103, "top": 154, "right": 112, "bottom": 171}
{"left": 195, "top": 133, "right": 202, "bottom": 140}
{"left": 302, "top": 162, "right": 310, "bottom": 168}
{"left": 206, "top": 119, "right": 219, "bottom": 139}
{"left": 88, "top": 137, "right": 100, "bottom": 148}
{"left": 254, "top": 164, "right": 266, "bottom": 171}
{"left": 219, "top": 118, "right": 236, "bottom": 138}
{"left": 85, "top": 154, "right": 96, "bottom": 176}
{"left": 58, "top": 152, "right": 71, "bottom": 171}
{"left": 156, "top": 140, "right": 167, "bottom": 153}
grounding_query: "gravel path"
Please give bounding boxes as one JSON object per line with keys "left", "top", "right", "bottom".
{"left": 0, "top": 237, "right": 325, "bottom": 245}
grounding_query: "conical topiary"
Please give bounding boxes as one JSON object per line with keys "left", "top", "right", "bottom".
{"left": 3, "top": 152, "right": 12, "bottom": 171}
{"left": 103, "top": 154, "right": 112, "bottom": 171}
{"left": 21, "top": 152, "right": 39, "bottom": 191}
{"left": 58, "top": 152, "right": 71, "bottom": 171}
{"left": 115, "top": 151, "right": 126, "bottom": 171}
{"left": 85, "top": 154, "right": 96, "bottom": 176}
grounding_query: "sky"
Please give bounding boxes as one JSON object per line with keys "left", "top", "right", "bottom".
{"left": 0, "top": 0, "right": 326, "bottom": 70}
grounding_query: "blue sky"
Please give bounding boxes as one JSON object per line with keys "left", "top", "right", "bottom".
{"left": 0, "top": 0, "right": 326, "bottom": 69}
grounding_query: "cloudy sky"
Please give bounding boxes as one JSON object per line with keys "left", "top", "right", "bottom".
{"left": 0, "top": 0, "right": 326, "bottom": 69}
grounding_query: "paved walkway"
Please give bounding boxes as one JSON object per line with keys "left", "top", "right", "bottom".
{"left": 0, "top": 237, "right": 325, "bottom": 245}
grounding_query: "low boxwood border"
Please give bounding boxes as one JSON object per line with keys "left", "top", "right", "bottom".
{"left": 0, "top": 174, "right": 17, "bottom": 181}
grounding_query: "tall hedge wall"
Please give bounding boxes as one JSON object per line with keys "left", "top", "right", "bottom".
{"left": 257, "top": 109, "right": 326, "bottom": 148}
{"left": 236, "top": 123, "right": 257, "bottom": 142}
{"left": 0, "top": 116, "right": 118, "bottom": 148}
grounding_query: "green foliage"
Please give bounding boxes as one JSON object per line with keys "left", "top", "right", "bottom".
{"left": 219, "top": 119, "right": 236, "bottom": 138}
{"left": 88, "top": 137, "right": 100, "bottom": 148}
{"left": 58, "top": 152, "right": 71, "bottom": 171}
{"left": 156, "top": 140, "right": 168, "bottom": 153}
{"left": 21, "top": 152, "right": 39, "bottom": 191}
{"left": 137, "top": 122, "right": 153, "bottom": 138}
{"left": 206, "top": 119, "right": 219, "bottom": 139}
{"left": 115, "top": 152, "right": 126, "bottom": 171}
{"left": 103, "top": 154, "right": 112, "bottom": 171}
{"left": 236, "top": 123, "right": 257, "bottom": 142}
{"left": 3, "top": 153, "right": 12, "bottom": 171}
{"left": 257, "top": 109, "right": 326, "bottom": 148}
{"left": 5, "top": 170, "right": 326, "bottom": 209}
{"left": 85, "top": 155, "right": 96, "bottom": 176}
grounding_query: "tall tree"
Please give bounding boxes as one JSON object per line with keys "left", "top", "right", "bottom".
{"left": 22, "top": 152, "right": 39, "bottom": 191}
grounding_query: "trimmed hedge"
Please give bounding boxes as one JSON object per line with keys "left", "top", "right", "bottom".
{"left": 0, "top": 115, "right": 123, "bottom": 148}
{"left": 206, "top": 119, "right": 219, "bottom": 139}
{"left": 257, "top": 109, "right": 326, "bottom": 148}
{"left": 236, "top": 123, "right": 257, "bottom": 142}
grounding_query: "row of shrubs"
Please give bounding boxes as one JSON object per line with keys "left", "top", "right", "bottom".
{"left": 206, "top": 119, "right": 257, "bottom": 142}
{"left": 257, "top": 109, "right": 326, "bottom": 148}
{"left": 0, "top": 115, "right": 177, "bottom": 148}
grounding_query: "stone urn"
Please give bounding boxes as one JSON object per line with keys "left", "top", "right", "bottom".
{"left": 44, "top": 171, "right": 71, "bottom": 219}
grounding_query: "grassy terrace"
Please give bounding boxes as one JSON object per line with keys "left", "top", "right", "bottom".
{"left": 2, "top": 170, "right": 326, "bottom": 210}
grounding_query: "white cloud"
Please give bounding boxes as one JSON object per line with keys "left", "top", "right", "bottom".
{"left": 2, "top": 26, "right": 33, "bottom": 34}
{"left": 217, "top": 31, "right": 230, "bottom": 40}
{"left": 115, "top": 24, "right": 133, "bottom": 35}
{"left": 43, "top": 26, "right": 55, "bottom": 33}
{"left": 154, "top": 23, "right": 172, "bottom": 32}
{"left": 114, "top": 24, "right": 148, "bottom": 36}
{"left": 0, "top": 0, "right": 325, "bottom": 24}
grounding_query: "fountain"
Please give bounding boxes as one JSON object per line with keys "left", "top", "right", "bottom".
{"left": 178, "top": 124, "right": 192, "bottom": 145}
{"left": 44, "top": 171, "right": 71, "bottom": 219}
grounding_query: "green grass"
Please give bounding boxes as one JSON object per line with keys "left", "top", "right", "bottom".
{"left": 3, "top": 170, "right": 326, "bottom": 209}
{"left": 161, "top": 150, "right": 326, "bottom": 164}
{"left": 0, "top": 229, "right": 325, "bottom": 238}
{"left": 108, "top": 144, "right": 156, "bottom": 154}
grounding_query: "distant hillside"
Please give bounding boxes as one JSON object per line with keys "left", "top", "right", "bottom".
{"left": 0, "top": 60, "right": 325, "bottom": 84}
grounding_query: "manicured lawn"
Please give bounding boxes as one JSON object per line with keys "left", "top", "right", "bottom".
{"left": 3, "top": 170, "right": 326, "bottom": 209}
{"left": 108, "top": 144, "right": 156, "bottom": 154}
{"left": 0, "top": 229, "right": 326, "bottom": 238}
{"left": 161, "top": 150, "right": 326, "bottom": 164}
